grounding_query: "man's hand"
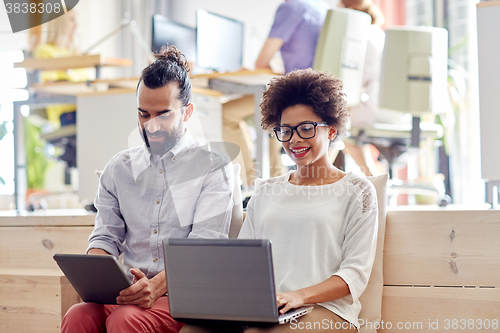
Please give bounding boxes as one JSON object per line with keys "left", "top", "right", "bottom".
{"left": 87, "top": 248, "right": 110, "bottom": 255}
{"left": 116, "top": 268, "right": 162, "bottom": 309}
{"left": 276, "top": 291, "right": 305, "bottom": 314}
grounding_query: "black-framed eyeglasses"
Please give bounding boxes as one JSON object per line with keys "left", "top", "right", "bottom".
{"left": 273, "top": 121, "right": 329, "bottom": 142}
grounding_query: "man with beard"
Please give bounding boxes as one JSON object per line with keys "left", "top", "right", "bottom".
{"left": 61, "top": 46, "right": 234, "bottom": 333}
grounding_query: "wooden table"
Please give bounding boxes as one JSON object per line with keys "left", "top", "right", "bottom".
{"left": 204, "top": 70, "right": 279, "bottom": 179}
{"left": 15, "top": 54, "right": 132, "bottom": 81}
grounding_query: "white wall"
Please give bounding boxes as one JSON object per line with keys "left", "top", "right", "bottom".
{"left": 73, "top": 0, "right": 123, "bottom": 79}
{"left": 477, "top": 4, "right": 500, "bottom": 184}
{"left": 0, "top": 4, "right": 28, "bottom": 51}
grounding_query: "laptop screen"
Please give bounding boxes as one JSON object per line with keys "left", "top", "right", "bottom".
{"left": 163, "top": 238, "right": 279, "bottom": 323}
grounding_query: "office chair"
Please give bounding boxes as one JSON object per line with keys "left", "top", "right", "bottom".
{"left": 350, "top": 27, "right": 449, "bottom": 204}
{"left": 313, "top": 8, "right": 371, "bottom": 107}
{"left": 315, "top": 15, "right": 449, "bottom": 204}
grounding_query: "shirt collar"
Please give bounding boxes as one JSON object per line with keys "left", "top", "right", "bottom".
{"left": 131, "top": 129, "right": 196, "bottom": 182}
{"left": 169, "top": 128, "right": 196, "bottom": 159}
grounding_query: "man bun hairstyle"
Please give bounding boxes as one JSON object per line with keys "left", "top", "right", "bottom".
{"left": 138, "top": 45, "right": 192, "bottom": 106}
{"left": 260, "top": 69, "right": 349, "bottom": 140}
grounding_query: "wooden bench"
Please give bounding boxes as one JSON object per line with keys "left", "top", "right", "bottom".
{"left": 1, "top": 207, "right": 499, "bottom": 332}
{"left": 0, "top": 210, "right": 95, "bottom": 333}
{"left": 380, "top": 207, "right": 500, "bottom": 332}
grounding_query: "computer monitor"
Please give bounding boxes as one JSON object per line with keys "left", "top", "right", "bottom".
{"left": 196, "top": 9, "right": 244, "bottom": 72}
{"left": 151, "top": 14, "right": 197, "bottom": 63}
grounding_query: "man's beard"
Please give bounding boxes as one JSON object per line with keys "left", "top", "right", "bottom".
{"left": 141, "top": 119, "right": 185, "bottom": 156}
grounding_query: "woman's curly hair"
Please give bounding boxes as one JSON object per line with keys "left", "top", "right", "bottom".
{"left": 260, "top": 69, "right": 349, "bottom": 140}
{"left": 137, "top": 45, "right": 192, "bottom": 106}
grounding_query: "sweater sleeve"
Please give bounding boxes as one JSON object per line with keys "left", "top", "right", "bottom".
{"left": 333, "top": 179, "right": 378, "bottom": 305}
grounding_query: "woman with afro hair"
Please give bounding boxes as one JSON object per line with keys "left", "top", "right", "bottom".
{"left": 238, "top": 69, "right": 378, "bottom": 332}
{"left": 181, "top": 69, "right": 378, "bottom": 333}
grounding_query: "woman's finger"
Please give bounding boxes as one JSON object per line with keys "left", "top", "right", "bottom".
{"left": 280, "top": 303, "right": 292, "bottom": 314}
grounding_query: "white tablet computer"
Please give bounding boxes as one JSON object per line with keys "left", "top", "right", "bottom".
{"left": 53, "top": 254, "right": 132, "bottom": 304}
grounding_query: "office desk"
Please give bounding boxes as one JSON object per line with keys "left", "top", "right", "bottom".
{"left": 14, "top": 54, "right": 132, "bottom": 81}
{"left": 20, "top": 79, "right": 225, "bottom": 204}
{"left": 104, "top": 70, "right": 281, "bottom": 179}
{"left": 13, "top": 83, "right": 138, "bottom": 207}
{"left": 205, "top": 72, "right": 279, "bottom": 179}
{"left": 14, "top": 70, "right": 278, "bottom": 208}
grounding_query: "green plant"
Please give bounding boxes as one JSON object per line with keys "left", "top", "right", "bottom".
{"left": 24, "top": 117, "right": 51, "bottom": 189}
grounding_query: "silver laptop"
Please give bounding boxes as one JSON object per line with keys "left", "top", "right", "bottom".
{"left": 162, "top": 238, "right": 313, "bottom": 326}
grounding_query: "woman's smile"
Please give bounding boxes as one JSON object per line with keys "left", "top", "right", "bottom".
{"left": 289, "top": 146, "right": 311, "bottom": 158}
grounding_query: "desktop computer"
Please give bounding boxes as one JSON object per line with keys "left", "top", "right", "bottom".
{"left": 151, "top": 11, "right": 244, "bottom": 73}
{"left": 196, "top": 9, "right": 244, "bottom": 73}
{"left": 151, "top": 14, "right": 197, "bottom": 63}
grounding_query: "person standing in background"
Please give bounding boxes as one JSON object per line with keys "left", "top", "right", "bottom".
{"left": 255, "top": 0, "right": 329, "bottom": 73}
{"left": 223, "top": 0, "right": 330, "bottom": 187}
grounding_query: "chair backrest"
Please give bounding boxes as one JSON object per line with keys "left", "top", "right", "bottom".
{"left": 358, "top": 173, "right": 389, "bottom": 333}
{"left": 229, "top": 163, "right": 244, "bottom": 239}
{"left": 379, "top": 27, "right": 448, "bottom": 117}
{"left": 313, "top": 8, "right": 371, "bottom": 107}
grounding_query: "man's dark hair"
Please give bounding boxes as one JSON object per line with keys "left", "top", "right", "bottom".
{"left": 137, "top": 45, "right": 191, "bottom": 106}
{"left": 260, "top": 68, "right": 349, "bottom": 139}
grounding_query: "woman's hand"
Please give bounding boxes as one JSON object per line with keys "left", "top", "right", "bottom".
{"left": 276, "top": 291, "right": 305, "bottom": 314}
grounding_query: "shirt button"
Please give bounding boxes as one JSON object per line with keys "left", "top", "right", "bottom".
{"left": 153, "top": 258, "right": 157, "bottom": 262}
{"left": 156, "top": 200, "right": 160, "bottom": 204}
{"left": 173, "top": 157, "right": 177, "bottom": 161}
{"left": 153, "top": 229, "right": 157, "bottom": 234}
{"left": 159, "top": 170, "right": 163, "bottom": 174}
